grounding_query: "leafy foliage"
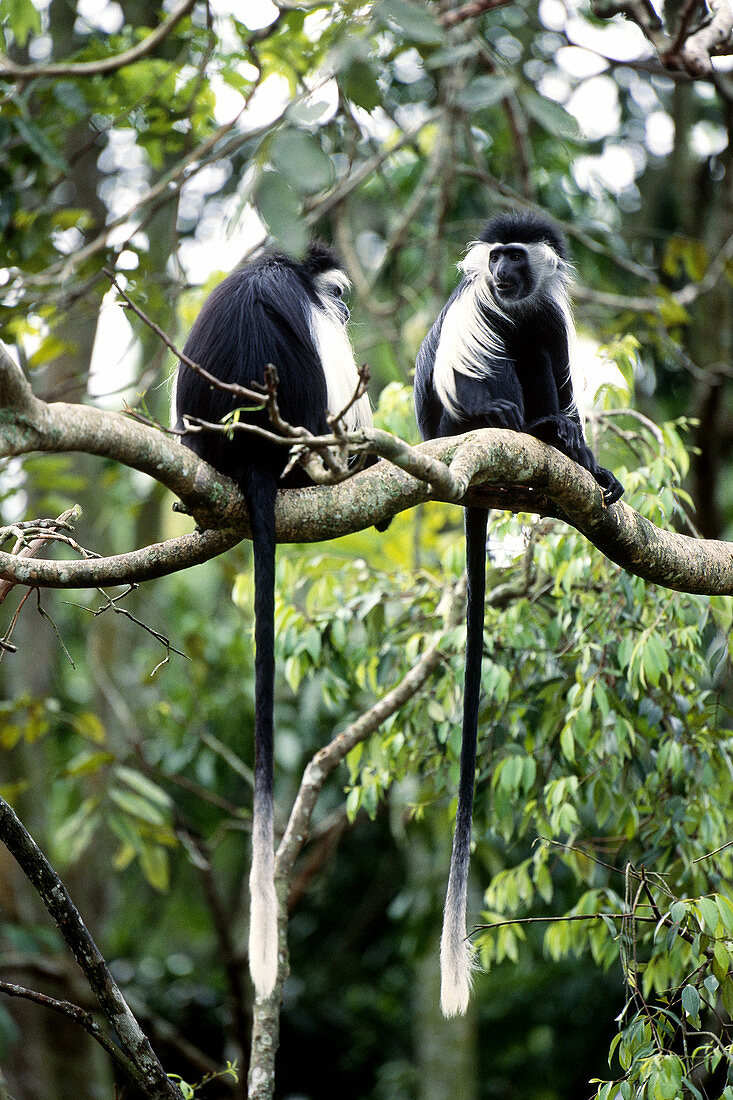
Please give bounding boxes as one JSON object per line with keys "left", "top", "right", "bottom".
{"left": 1, "top": 0, "right": 732, "bottom": 1096}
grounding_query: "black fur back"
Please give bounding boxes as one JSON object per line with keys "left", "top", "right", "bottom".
{"left": 174, "top": 246, "right": 334, "bottom": 489}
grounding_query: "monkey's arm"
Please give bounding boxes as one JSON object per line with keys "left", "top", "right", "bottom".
{"left": 527, "top": 413, "right": 624, "bottom": 504}
{"left": 438, "top": 369, "right": 525, "bottom": 436}
{"left": 414, "top": 313, "right": 447, "bottom": 440}
{"left": 522, "top": 350, "right": 623, "bottom": 505}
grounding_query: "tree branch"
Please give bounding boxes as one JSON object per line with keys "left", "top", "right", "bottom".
{"left": 438, "top": 0, "right": 517, "bottom": 28}
{"left": 0, "top": 0, "right": 198, "bottom": 82}
{"left": 246, "top": 579, "right": 466, "bottom": 1098}
{"left": 593, "top": 0, "right": 733, "bottom": 77}
{"left": 0, "top": 980, "right": 138, "bottom": 1079}
{"left": 0, "top": 797, "right": 182, "bottom": 1098}
{"left": 1, "top": 344, "right": 732, "bottom": 596}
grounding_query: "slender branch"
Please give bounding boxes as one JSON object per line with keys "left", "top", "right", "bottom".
{"left": 475, "top": 911, "right": 661, "bottom": 931}
{"left": 0, "top": 0, "right": 198, "bottom": 81}
{"left": 0, "top": 797, "right": 181, "bottom": 1098}
{"left": 245, "top": 580, "right": 466, "bottom": 1099}
{"left": 106, "top": 270, "right": 268, "bottom": 407}
{"left": 593, "top": 0, "right": 733, "bottom": 76}
{"left": 0, "top": 529, "right": 242, "bottom": 589}
{"left": 438, "top": 0, "right": 517, "bottom": 27}
{"left": 0, "top": 507, "right": 82, "bottom": 605}
{"left": 275, "top": 580, "right": 465, "bottom": 883}
{"left": 0, "top": 980, "right": 138, "bottom": 1078}
{"left": 672, "top": 0, "right": 733, "bottom": 74}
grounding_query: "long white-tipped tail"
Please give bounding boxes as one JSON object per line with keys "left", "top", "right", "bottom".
{"left": 440, "top": 832, "right": 476, "bottom": 1016}
{"left": 244, "top": 477, "right": 279, "bottom": 1001}
{"left": 439, "top": 507, "right": 488, "bottom": 1017}
{"left": 249, "top": 800, "right": 278, "bottom": 999}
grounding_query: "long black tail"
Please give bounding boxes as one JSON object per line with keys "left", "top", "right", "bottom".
{"left": 440, "top": 506, "right": 489, "bottom": 1016}
{"left": 242, "top": 474, "right": 279, "bottom": 1000}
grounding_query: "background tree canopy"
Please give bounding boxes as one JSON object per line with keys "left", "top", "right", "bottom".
{"left": 0, "top": 1, "right": 732, "bottom": 1098}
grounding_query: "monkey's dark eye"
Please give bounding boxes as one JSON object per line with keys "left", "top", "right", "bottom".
{"left": 330, "top": 284, "right": 343, "bottom": 297}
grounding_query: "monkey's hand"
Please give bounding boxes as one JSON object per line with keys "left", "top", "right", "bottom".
{"left": 527, "top": 413, "right": 584, "bottom": 451}
{"left": 478, "top": 399, "right": 524, "bottom": 432}
{"left": 595, "top": 466, "right": 624, "bottom": 506}
{"left": 528, "top": 416, "right": 624, "bottom": 505}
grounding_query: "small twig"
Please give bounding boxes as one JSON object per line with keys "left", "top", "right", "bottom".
{"left": 35, "top": 591, "right": 76, "bottom": 669}
{"left": 439, "top": 0, "right": 517, "bottom": 26}
{"left": 0, "top": 980, "right": 137, "bottom": 1077}
{"left": 692, "top": 839, "right": 733, "bottom": 864}
{"left": 588, "top": 407, "right": 665, "bottom": 445}
{"left": 327, "top": 365, "right": 371, "bottom": 433}
{"left": 70, "top": 587, "right": 189, "bottom": 674}
{"left": 0, "top": 588, "right": 32, "bottom": 659}
{"left": 106, "top": 269, "right": 268, "bottom": 408}
{"left": 0, "top": 507, "right": 83, "bottom": 606}
{"left": 474, "top": 911, "right": 661, "bottom": 932}
{"left": 200, "top": 731, "right": 254, "bottom": 788}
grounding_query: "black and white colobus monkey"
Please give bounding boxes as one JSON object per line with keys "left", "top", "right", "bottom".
{"left": 173, "top": 244, "right": 371, "bottom": 999}
{"left": 414, "top": 210, "right": 624, "bottom": 1017}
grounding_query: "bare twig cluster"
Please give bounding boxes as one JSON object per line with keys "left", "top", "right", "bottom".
{"left": 593, "top": 0, "right": 733, "bottom": 76}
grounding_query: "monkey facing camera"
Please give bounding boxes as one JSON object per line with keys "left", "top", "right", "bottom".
{"left": 414, "top": 209, "right": 624, "bottom": 1017}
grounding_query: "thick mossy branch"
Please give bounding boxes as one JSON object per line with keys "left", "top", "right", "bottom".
{"left": 0, "top": 346, "right": 732, "bottom": 595}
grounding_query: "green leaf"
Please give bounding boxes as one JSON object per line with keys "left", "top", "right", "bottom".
{"left": 270, "top": 129, "right": 334, "bottom": 196}
{"left": 109, "top": 788, "right": 168, "bottom": 827}
{"left": 114, "top": 766, "right": 172, "bottom": 810}
{"left": 71, "top": 712, "right": 107, "bottom": 744}
{"left": 560, "top": 724, "right": 575, "bottom": 763}
{"left": 254, "top": 171, "right": 308, "bottom": 256}
{"left": 1, "top": 0, "right": 41, "bottom": 48}
{"left": 522, "top": 91, "right": 579, "bottom": 141}
{"left": 696, "top": 896, "right": 720, "bottom": 936}
{"left": 339, "top": 58, "right": 381, "bottom": 110}
{"left": 331, "top": 40, "right": 382, "bottom": 111}
{"left": 681, "top": 983, "right": 701, "bottom": 1027}
{"left": 345, "top": 787, "right": 361, "bottom": 823}
{"left": 54, "top": 798, "right": 99, "bottom": 863}
{"left": 720, "top": 973, "right": 733, "bottom": 1018}
{"left": 716, "top": 894, "right": 733, "bottom": 936}
{"left": 374, "top": 0, "right": 444, "bottom": 44}
{"left": 63, "top": 750, "right": 115, "bottom": 778}
{"left": 456, "top": 76, "right": 512, "bottom": 112}
{"left": 139, "top": 842, "right": 170, "bottom": 892}
{"left": 12, "top": 115, "right": 67, "bottom": 172}
{"left": 425, "top": 42, "right": 481, "bottom": 69}
{"left": 669, "top": 900, "right": 687, "bottom": 925}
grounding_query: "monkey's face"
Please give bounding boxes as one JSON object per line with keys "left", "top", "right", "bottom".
{"left": 314, "top": 269, "right": 351, "bottom": 324}
{"left": 488, "top": 245, "right": 534, "bottom": 303}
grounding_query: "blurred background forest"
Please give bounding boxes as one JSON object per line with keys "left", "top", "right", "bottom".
{"left": 1, "top": 0, "right": 732, "bottom": 1097}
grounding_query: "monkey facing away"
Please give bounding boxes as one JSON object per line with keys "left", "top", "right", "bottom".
{"left": 413, "top": 209, "right": 623, "bottom": 1016}
{"left": 173, "top": 243, "right": 371, "bottom": 999}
